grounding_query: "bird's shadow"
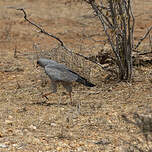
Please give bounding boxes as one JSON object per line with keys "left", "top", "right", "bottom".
{"left": 30, "top": 100, "right": 68, "bottom": 107}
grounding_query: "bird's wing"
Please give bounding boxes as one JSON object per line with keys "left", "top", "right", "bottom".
{"left": 44, "top": 65, "right": 78, "bottom": 82}
{"left": 48, "top": 61, "right": 68, "bottom": 69}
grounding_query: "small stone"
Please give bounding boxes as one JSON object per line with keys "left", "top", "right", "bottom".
{"left": 50, "top": 123, "right": 57, "bottom": 127}
{"left": 95, "top": 139, "right": 110, "bottom": 145}
{"left": 12, "top": 144, "right": 18, "bottom": 147}
{"left": 29, "top": 125, "right": 37, "bottom": 130}
{"left": 8, "top": 115, "right": 13, "bottom": 119}
{"left": 5, "top": 120, "right": 13, "bottom": 125}
{"left": 0, "top": 143, "right": 8, "bottom": 148}
{"left": 56, "top": 147, "right": 62, "bottom": 151}
{"left": 77, "top": 147, "right": 83, "bottom": 151}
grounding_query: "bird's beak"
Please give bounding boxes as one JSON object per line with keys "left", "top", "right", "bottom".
{"left": 36, "top": 62, "right": 39, "bottom": 68}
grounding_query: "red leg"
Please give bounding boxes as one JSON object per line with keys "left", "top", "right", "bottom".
{"left": 69, "top": 92, "right": 73, "bottom": 104}
{"left": 42, "top": 92, "right": 53, "bottom": 100}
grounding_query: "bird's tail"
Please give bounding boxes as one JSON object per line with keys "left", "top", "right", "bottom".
{"left": 76, "top": 76, "right": 95, "bottom": 87}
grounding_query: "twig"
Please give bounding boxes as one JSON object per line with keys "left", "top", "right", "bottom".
{"left": 134, "top": 26, "right": 152, "bottom": 50}
{"left": 14, "top": 45, "right": 17, "bottom": 58}
{"left": 138, "top": 51, "right": 152, "bottom": 56}
{"left": 149, "top": 34, "right": 152, "bottom": 51}
{"left": 11, "top": 7, "right": 114, "bottom": 74}
{"left": 16, "top": 8, "right": 64, "bottom": 46}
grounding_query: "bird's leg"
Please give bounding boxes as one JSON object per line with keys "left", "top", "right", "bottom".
{"left": 69, "top": 92, "right": 72, "bottom": 102}
{"left": 69, "top": 92, "right": 73, "bottom": 105}
{"left": 42, "top": 92, "right": 53, "bottom": 100}
{"left": 58, "top": 93, "right": 62, "bottom": 105}
{"left": 61, "top": 82, "right": 73, "bottom": 105}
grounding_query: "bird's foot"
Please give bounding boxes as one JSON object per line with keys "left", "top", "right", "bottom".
{"left": 42, "top": 94, "right": 49, "bottom": 100}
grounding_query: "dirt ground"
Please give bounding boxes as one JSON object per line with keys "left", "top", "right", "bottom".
{"left": 0, "top": 0, "right": 152, "bottom": 151}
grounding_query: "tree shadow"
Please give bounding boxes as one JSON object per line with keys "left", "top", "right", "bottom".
{"left": 121, "top": 111, "right": 152, "bottom": 151}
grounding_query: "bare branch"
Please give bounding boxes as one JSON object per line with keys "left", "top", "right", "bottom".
{"left": 149, "top": 34, "right": 152, "bottom": 51}
{"left": 62, "top": 46, "right": 117, "bottom": 75}
{"left": 14, "top": 45, "right": 17, "bottom": 58}
{"left": 130, "top": 1, "right": 135, "bottom": 49}
{"left": 88, "top": 1, "right": 124, "bottom": 74}
{"left": 138, "top": 51, "right": 152, "bottom": 56}
{"left": 12, "top": 8, "right": 113, "bottom": 74}
{"left": 135, "top": 26, "right": 152, "bottom": 50}
{"left": 16, "top": 8, "right": 64, "bottom": 46}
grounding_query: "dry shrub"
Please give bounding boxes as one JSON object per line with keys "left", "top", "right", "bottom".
{"left": 32, "top": 44, "right": 106, "bottom": 85}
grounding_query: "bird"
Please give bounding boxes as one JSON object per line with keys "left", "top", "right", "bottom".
{"left": 36, "top": 58, "right": 95, "bottom": 103}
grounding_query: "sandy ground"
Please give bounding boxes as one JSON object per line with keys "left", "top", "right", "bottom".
{"left": 0, "top": 0, "right": 152, "bottom": 151}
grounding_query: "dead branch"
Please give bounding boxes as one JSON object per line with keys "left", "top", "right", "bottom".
{"left": 138, "top": 51, "right": 152, "bottom": 56}
{"left": 135, "top": 26, "right": 152, "bottom": 50}
{"left": 14, "top": 45, "right": 17, "bottom": 58}
{"left": 16, "top": 8, "right": 64, "bottom": 46}
{"left": 12, "top": 7, "right": 115, "bottom": 74}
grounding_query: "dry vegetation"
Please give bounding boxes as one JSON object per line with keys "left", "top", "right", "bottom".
{"left": 0, "top": 0, "right": 152, "bottom": 151}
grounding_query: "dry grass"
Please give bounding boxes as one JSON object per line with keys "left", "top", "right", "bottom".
{"left": 0, "top": 0, "right": 152, "bottom": 151}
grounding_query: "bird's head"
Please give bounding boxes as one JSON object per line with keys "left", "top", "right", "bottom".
{"left": 36, "top": 58, "right": 58, "bottom": 68}
{"left": 37, "top": 58, "right": 51, "bottom": 67}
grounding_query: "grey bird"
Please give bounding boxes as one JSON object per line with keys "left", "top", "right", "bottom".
{"left": 37, "top": 58, "right": 95, "bottom": 102}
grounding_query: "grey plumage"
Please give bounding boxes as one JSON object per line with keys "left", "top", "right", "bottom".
{"left": 37, "top": 58, "right": 95, "bottom": 100}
